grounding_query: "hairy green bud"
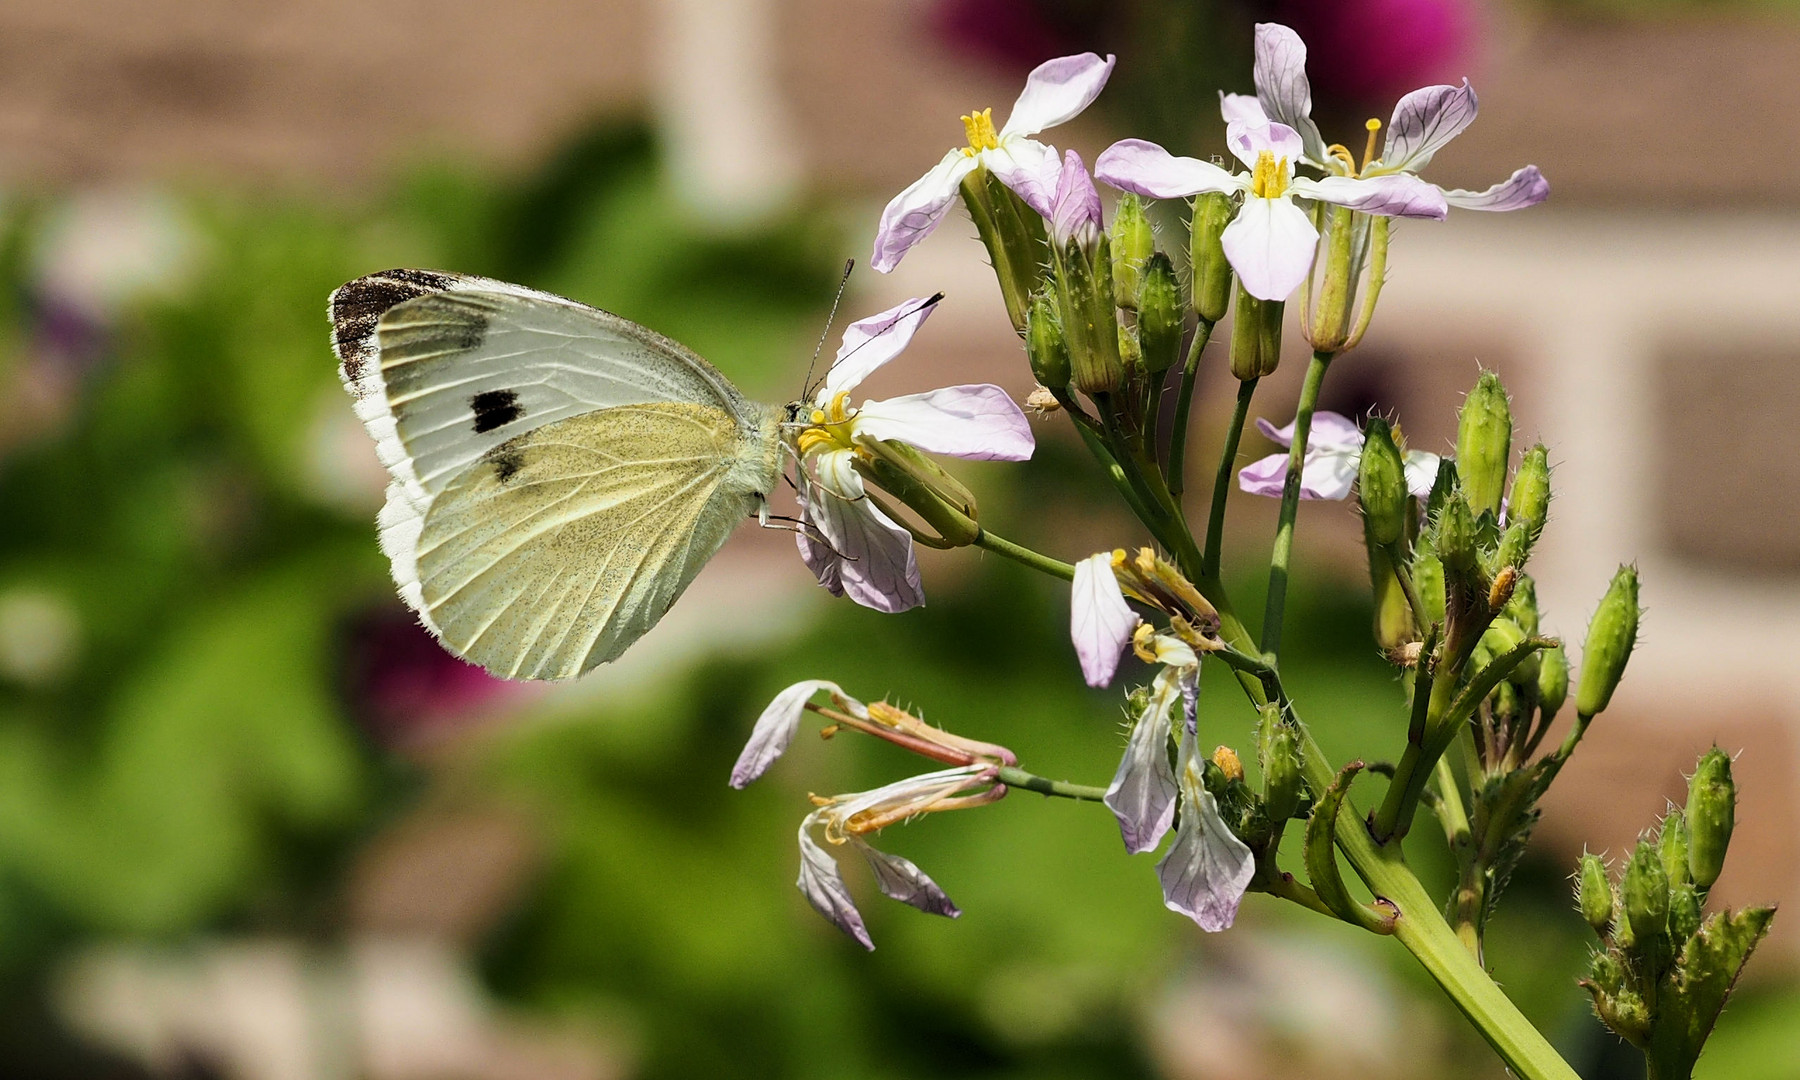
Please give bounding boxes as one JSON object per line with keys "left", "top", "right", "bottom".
{"left": 1056, "top": 236, "right": 1123, "bottom": 395}
{"left": 1228, "top": 284, "right": 1283, "bottom": 380}
{"left": 1111, "top": 193, "right": 1155, "bottom": 310}
{"left": 1258, "top": 705, "right": 1304, "bottom": 822}
{"left": 1358, "top": 418, "right": 1408, "bottom": 547}
{"left": 1577, "top": 852, "right": 1614, "bottom": 934}
{"left": 1575, "top": 565, "right": 1640, "bottom": 717}
{"left": 1190, "top": 192, "right": 1233, "bottom": 323}
{"left": 1686, "top": 747, "right": 1737, "bottom": 889}
{"left": 1456, "top": 371, "right": 1513, "bottom": 519}
{"left": 1537, "top": 645, "right": 1570, "bottom": 720}
{"left": 1137, "top": 252, "right": 1183, "bottom": 375}
{"left": 1669, "top": 882, "right": 1702, "bottom": 944}
{"left": 1622, "top": 839, "right": 1670, "bottom": 942}
{"left": 1434, "top": 495, "right": 1480, "bottom": 577}
{"left": 1025, "top": 289, "right": 1070, "bottom": 390}
{"left": 1660, "top": 809, "right": 1692, "bottom": 889}
{"left": 1496, "top": 444, "right": 1552, "bottom": 569}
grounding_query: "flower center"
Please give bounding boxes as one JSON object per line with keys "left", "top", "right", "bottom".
{"left": 960, "top": 108, "right": 1000, "bottom": 156}
{"left": 796, "top": 391, "right": 858, "bottom": 456}
{"left": 1249, "top": 150, "right": 1289, "bottom": 199}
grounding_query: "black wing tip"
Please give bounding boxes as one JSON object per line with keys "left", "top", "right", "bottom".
{"left": 329, "top": 268, "right": 464, "bottom": 384}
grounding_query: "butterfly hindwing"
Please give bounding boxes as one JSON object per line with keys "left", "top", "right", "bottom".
{"left": 416, "top": 402, "right": 768, "bottom": 680}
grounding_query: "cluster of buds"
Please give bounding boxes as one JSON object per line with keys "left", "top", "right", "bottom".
{"left": 1577, "top": 750, "right": 1772, "bottom": 1078}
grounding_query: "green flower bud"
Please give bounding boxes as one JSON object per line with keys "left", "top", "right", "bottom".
{"left": 1358, "top": 418, "right": 1408, "bottom": 547}
{"left": 1368, "top": 544, "right": 1416, "bottom": 651}
{"left": 960, "top": 168, "right": 1048, "bottom": 334}
{"left": 1137, "top": 252, "right": 1184, "bottom": 375}
{"left": 1660, "top": 809, "right": 1692, "bottom": 889}
{"left": 1622, "top": 839, "right": 1670, "bottom": 942}
{"left": 1412, "top": 551, "right": 1447, "bottom": 625}
{"left": 1577, "top": 852, "right": 1614, "bottom": 934}
{"left": 1111, "top": 193, "right": 1155, "bottom": 310}
{"left": 1456, "top": 371, "right": 1513, "bottom": 519}
{"left": 1228, "top": 284, "right": 1283, "bottom": 380}
{"left": 1537, "top": 645, "right": 1569, "bottom": 720}
{"left": 1669, "top": 882, "right": 1702, "bottom": 944}
{"left": 1055, "top": 236, "right": 1123, "bottom": 396}
{"left": 1496, "top": 444, "right": 1552, "bottom": 569}
{"left": 1575, "top": 565, "right": 1640, "bottom": 717}
{"left": 1686, "top": 747, "right": 1737, "bottom": 889}
{"left": 1190, "top": 192, "right": 1233, "bottom": 323}
{"left": 1258, "top": 705, "right": 1304, "bottom": 822}
{"left": 1434, "top": 496, "right": 1480, "bottom": 577}
{"left": 1503, "top": 573, "right": 1540, "bottom": 637}
{"left": 1025, "top": 289, "right": 1070, "bottom": 390}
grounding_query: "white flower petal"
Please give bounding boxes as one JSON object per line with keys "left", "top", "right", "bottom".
{"left": 731, "top": 679, "right": 860, "bottom": 788}
{"left": 1225, "top": 119, "right": 1307, "bottom": 171}
{"left": 1382, "top": 79, "right": 1479, "bottom": 174}
{"left": 825, "top": 296, "right": 941, "bottom": 397}
{"left": 1156, "top": 785, "right": 1255, "bottom": 932}
{"left": 854, "top": 384, "right": 1034, "bottom": 461}
{"left": 1104, "top": 669, "right": 1180, "bottom": 855}
{"left": 1442, "top": 165, "right": 1549, "bottom": 212}
{"left": 856, "top": 840, "right": 962, "bottom": 918}
{"left": 872, "top": 151, "right": 979, "bottom": 274}
{"left": 1299, "top": 449, "right": 1360, "bottom": 501}
{"left": 1403, "top": 450, "right": 1442, "bottom": 498}
{"left": 999, "top": 52, "right": 1116, "bottom": 138}
{"left": 795, "top": 481, "right": 843, "bottom": 598}
{"left": 985, "top": 137, "right": 1062, "bottom": 218}
{"left": 1070, "top": 554, "right": 1138, "bottom": 688}
{"left": 1219, "top": 196, "right": 1319, "bottom": 301}
{"left": 1095, "top": 139, "right": 1243, "bottom": 200}
{"left": 1293, "top": 174, "right": 1447, "bottom": 220}
{"left": 797, "top": 816, "right": 873, "bottom": 949}
{"left": 808, "top": 489, "right": 924, "bottom": 614}
{"left": 1237, "top": 452, "right": 1289, "bottom": 498}
{"left": 1218, "top": 91, "right": 1268, "bottom": 126}
{"left": 812, "top": 448, "right": 864, "bottom": 502}
{"left": 1252, "top": 22, "right": 1328, "bottom": 165}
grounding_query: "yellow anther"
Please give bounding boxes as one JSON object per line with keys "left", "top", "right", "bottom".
{"left": 1212, "top": 745, "right": 1245, "bottom": 783}
{"left": 1131, "top": 622, "right": 1158, "bottom": 663}
{"left": 1249, "top": 150, "right": 1290, "bottom": 199}
{"left": 960, "top": 108, "right": 1000, "bottom": 155}
{"left": 1110, "top": 548, "right": 1128, "bottom": 568}
{"left": 1362, "top": 118, "right": 1382, "bottom": 173}
{"left": 1134, "top": 547, "right": 1157, "bottom": 576}
{"left": 796, "top": 428, "right": 834, "bottom": 456}
{"left": 810, "top": 409, "right": 826, "bottom": 425}
{"left": 827, "top": 391, "right": 853, "bottom": 422}
{"left": 1325, "top": 144, "right": 1358, "bottom": 173}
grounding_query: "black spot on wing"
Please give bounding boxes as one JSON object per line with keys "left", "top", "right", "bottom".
{"left": 330, "top": 269, "right": 459, "bottom": 385}
{"left": 487, "top": 445, "right": 527, "bottom": 483}
{"left": 471, "top": 389, "right": 524, "bottom": 434}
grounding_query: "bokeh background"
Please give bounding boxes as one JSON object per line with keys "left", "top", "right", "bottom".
{"left": 2, "top": 1, "right": 1798, "bottom": 1077}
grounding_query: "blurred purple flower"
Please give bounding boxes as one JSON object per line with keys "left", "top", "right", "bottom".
{"left": 1275, "top": 0, "right": 1475, "bottom": 107}
{"left": 342, "top": 608, "right": 523, "bottom": 747}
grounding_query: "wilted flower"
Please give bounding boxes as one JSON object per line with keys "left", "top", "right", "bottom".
{"left": 1105, "top": 656, "right": 1191, "bottom": 854}
{"left": 872, "top": 52, "right": 1115, "bottom": 272}
{"left": 792, "top": 297, "right": 1035, "bottom": 612}
{"left": 1069, "top": 549, "right": 1221, "bottom": 689}
{"left": 1237, "top": 411, "right": 1439, "bottom": 501}
{"left": 1157, "top": 722, "right": 1256, "bottom": 931}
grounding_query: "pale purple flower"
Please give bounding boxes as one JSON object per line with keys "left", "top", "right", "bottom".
{"left": 871, "top": 52, "right": 1116, "bottom": 272}
{"left": 1237, "top": 411, "right": 1439, "bottom": 501}
{"left": 1095, "top": 121, "right": 1444, "bottom": 301}
{"left": 1070, "top": 553, "right": 1139, "bottom": 688}
{"left": 795, "top": 765, "right": 993, "bottom": 949}
{"left": 1105, "top": 660, "right": 1192, "bottom": 854}
{"left": 1231, "top": 22, "right": 1548, "bottom": 211}
{"left": 795, "top": 297, "right": 1035, "bottom": 612}
{"left": 731, "top": 679, "right": 865, "bottom": 789}
{"left": 1156, "top": 725, "right": 1255, "bottom": 931}
{"left": 1048, "top": 150, "right": 1103, "bottom": 249}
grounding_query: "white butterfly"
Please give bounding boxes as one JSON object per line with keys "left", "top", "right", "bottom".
{"left": 331, "top": 269, "right": 791, "bottom": 682}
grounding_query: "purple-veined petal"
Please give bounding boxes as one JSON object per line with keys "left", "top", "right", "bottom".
{"left": 1298, "top": 449, "right": 1360, "bottom": 501}
{"left": 1236, "top": 453, "right": 1289, "bottom": 498}
{"left": 732, "top": 679, "right": 862, "bottom": 788}
{"left": 1294, "top": 173, "right": 1447, "bottom": 220}
{"left": 1048, "top": 149, "right": 1102, "bottom": 248}
{"left": 1403, "top": 450, "right": 1442, "bottom": 498}
{"left": 807, "top": 487, "right": 924, "bottom": 613}
{"left": 797, "top": 817, "right": 874, "bottom": 949}
{"left": 1382, "top": 79, "right": 1479, "bottom": 174}
{"left": 1252, "top": 22, "right": 1328, "bottom": 165}
{"left": 999, "top": 52, "right": 1116, "bottom": 138}
{"left": 872, "top": 151, "right": 978, "bottom": 274}
{"left": 855, "top": 384, "right": 1035, "bottom": 461}
{"left": 1105, "top": 664, "right": 1182, "bottom": 853}
{"left": 795, "top": 482, "right": 843, "bottom": 598}
{"left": 1220, "top": 195, "right": 1319, "bottom": 301}
{"left": 1442, "top": 165, "right": 1549, "bottom": 212}
{"left": 856, "top": 840, "right": 962, "bottom": 918}
{"left": 1095, "top": 139, "right": 1242, "bottom": 200}
{"left": 985, "top": 137, "right": 1061, "bottom": 218}
{"left": 1070, "top": 553, "right": 1138, "bottom": 688}
{"left": 1218, "top": 91, "right": 1268, "bottom": 126}
{"left": 1224, "top": 119, "right": 1307, "bottom": 172}
{"left": 1256, "top": 411, "right": 1364, "bottom": 453}
{"left": 1155, "top": 780, "right": 1255, "bottom": 931}
{"left": 825, "top": 295, "right": 941, "bottom": 396}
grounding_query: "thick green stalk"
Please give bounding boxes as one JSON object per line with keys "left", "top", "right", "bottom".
{"left": 1261, "top": 350, "right": 1334, "bottom": 656}
{"left": 993, "top": 766, "right": 1107, "bottom": 801}
{"left": 1202, "top": 377, "right": 1258, "bottom": 579}
{"left": 1165, "top": 318, "right": 1216, "bottom": 498}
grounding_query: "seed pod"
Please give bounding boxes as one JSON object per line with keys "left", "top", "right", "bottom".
{"left": 1456, "top": 371, "right": 1513, "bottom": 519}
{"left": 1496, "top": 444, "right": 1552, "bottom": 569}
{"left": 1537, "top": 645, "right": 1570, "bottom": 720}
{"left": 1025, "top": 289, "right": 1070, "bottom": 390}
{"left": 1577, "top": 852, "right": 1614, "bottom": 934}
{"left": 1686, "top": 747, "right": 1737, "bottom": 889}
{"left": 1358, "top": 418, "right": 1408, "bottom": 547}
{"left": 1111, "top": 193, "right": 1155, "bottom": 310}
{"left": 1190, "top": 191, "right": 1233, "bottom": 323}
{"left": 1575, "top": 565, "right": 1640, "bottom": 717}
{"left": 1622, "top": 839, "right": 1670, "bottom": 942}
{"left": 1258, "top": 705, "right": 1304, "bottom": 822}
{"left": 1137, "top": 252, "right": 1183, "bottom": 375}
{"left": 1659, "top": 809, "right": 1692, "bottom": 889}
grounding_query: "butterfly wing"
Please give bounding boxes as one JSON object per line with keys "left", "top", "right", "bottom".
{"left": 330, "top": 270, "right": 781, "bottom": 679}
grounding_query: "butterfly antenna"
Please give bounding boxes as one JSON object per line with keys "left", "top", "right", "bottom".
{"left": 802, "top": 259, "right": 857, "bottom": 400}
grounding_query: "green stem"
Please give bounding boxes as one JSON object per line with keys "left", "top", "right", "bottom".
{"left": 1261, "top": 350, "right": 1334, "bottom": 656}
{"left": 994, "top": 766, "right": 1106, "bottom": 802}
{"left": 973, "top": 529, "right": 1074, "bottom": 581}
{"left": 1166, "top": 318, "right": 1216, "bottom": 499}
{"left": 1203, "top": 377, "right": 1259, "bottom": 580}
{"left": 1266, "top": 872, "right": 1338, "bottom": 918}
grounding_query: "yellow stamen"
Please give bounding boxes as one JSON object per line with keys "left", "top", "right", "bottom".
{"left": 1325, "top": 143, "right": 1358, "bottom": 173}
{"left": 795, "top": 392, "right": 859, "bottom": 458}
{"left": 1249, "top": 150, "right": 1290, "bottom": 199}
{"left": 1131, "top": 622, "right": 1158, "bottom": 664}
{"left": 1212, "top": 745, "right": 1244, "bottom": 783}
{"left": 960, "top": 108, "right": 1000, "bottom": 156}
{"left": 1362, "top": 118, "right": 1382, "bottom": 173}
